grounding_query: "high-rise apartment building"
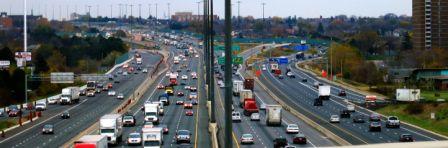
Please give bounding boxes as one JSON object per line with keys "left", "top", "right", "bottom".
{"left": 413, "top": 0, "right": 448, "bottom": 50}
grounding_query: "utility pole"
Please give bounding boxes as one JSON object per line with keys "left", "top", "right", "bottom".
{"left": 118, "top": 4, "right": 122, "bottom": 18}
{"left": 96, "top": 5, "right": 99, "bottom": 17}
{"left": 262, "top": 2, "right": 266, "bottom": 21}
{"left": 167, "top": 3, "right": 170, "bottom": 20}
{"left": 24, "top": 0, "right": 28, "bottom": 105}
{"left": 203, "top": 0, "right": 209, "bottom": 89}
{"left": 330, "top": 37, "right": 333, "bottom": 80}
{"left": 224, "top": 0, "right": 233, "bottom": 147}
{"left": 52, "top": 5, "right": 54, "bottom": 20}
{"left": 197, "top": 1, "right": 201, "bottom": 22}
{"left": 138, "top": 4, "right": 142, "bottom": 19}
{"left": 110, "top": 5, "right": 113, "bottom": 18}
{"left": 155, "top": 3, "right": 158, "bottom": 20}
{"left": 87, "top": 5, "right": 91, "bottom": 28}
{"left": 209, "top": 0, "right": 216, "bottom": 123}
{"left": 148, "top": 4, "right": 151, "bottom": 18}
{"left": 237, "top": 1, "right": 241, "bottom": 30}
{"left": 125, "top": 4, "right": 128, "bottom": 18}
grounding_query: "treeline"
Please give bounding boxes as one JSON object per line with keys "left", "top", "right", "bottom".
{"left": 0, "top": 24, "right": 128, "bottom": 106}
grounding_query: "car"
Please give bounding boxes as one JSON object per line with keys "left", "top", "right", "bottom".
{"left": 108, "top": 90, "right": 116, "bottom": 96}
{"left": 142, "top": 68, "right": 148, "bottom": 73}
{"left": 137, "top": 66, "right": 142, "bottom": 71}
{"left": 176, "top": 130, "right": 191, "bottom": 144}
{"left": 240, "top": 134, "right": 254, "bottom": 144}
{"left": 95, "top": 88, "right": 102, "bottom": 93}
{"left": 79, "top": 90, "right": 86, "bottom": 96}
{"left": 8, "top": 109, "right": 21, "bottom": 117}
{"left": 176, "top": 99, "right": 184, "bottom": 105}
{"left": 191, "top": 99, "right": 198, "bottom": 105}
{"left": 107, "top": 83, "right": 113, "bottom": 88}
{"left": 232, "top": 111, "right": 242, "bottom": 122}
{"left": 184, "top": 86, "right": 191, "bottom": 90}
{"left": 61, "top": 111, "right": 70, "bottom": 119}
{"left": 182, "top": 75, "right": 188, "bottom": 80}
{"left": 190, "top": 87, "right": 197, "bottom": 92}
{"left": 286, "top": 124, "right": 300, "bottom": 134}
{"left": 195, "top": 54, "right": 199, "bottom": 58}
{"left": 399, "top": 134, "right": 415, "bottom": 142}
{"left": 143, "top": 121, "right": 154, "bottom": 128}
{"left": 0, "top": 110, "right": 4, "bottom": 117}
{"left": 157, "top": 84, "right": 165, "bottom": 89}
{"left": 314, "top": 98, "right": 323, "bottom": 106}
{"left": 122, "top": 71, "right": 128, "bottom": 76}
{"left": 35, "top": 103, "right": 47, "bottom": 111}
{"left": 159, "top": 124, "right": 169, "bottom": 134}
{"left": 340, "top": 110, "right": 351, "bottom": 118}
{"left": 123, "top": 115, "right": 136, "bottom": 126}
{"left": 284, "top": 145, "right": 296, "bottom": 148}
{"left": 102, "top": 86, "right": 109, "bottom": 91}
{"left": 369, "top": 113, "right": 381, "bottom": 121}
{"left": 48, "top": 98, "right": 59, "bottom": 104}
{"left": 185, "top": 110, "right": 194, "bottom": 116}
{"left": 352, "top": 115, "right": 365, "bottom": 123}
{"left": 369, "top": 122, "right": 382, "bottom": 132}
{"left": 166, "top": 72, "right": 172, "bottom": 77}
{"left": 347, "top": 104, "right": 355, "bottom": 112}
{"left": 177, "top": 91, "right": 185, "bottom": 96}
{"left": 177, "top": 69, "right": 182, "bottom": 72}
{"left": 286, "top": 72, "right": 295, "bottom": 78}
{"left": 292, "top": 133, "right": 307, "bottom": 144}
{"left": 301, "top": 78, "right": 307, "bottom": 82}
{"left": 217, "top": 80, "right": 225, "bottom": 88}
{"left": 250, "top": 113, "right": 260, "bottom": 121}
{"left": 117, "top": 93, "right": 124, "bottom": 99}
{"left": 329, "top": 115, "right": 340, "bottom": 123}
{"left": 127, "top": 132, "right": 142, "bottom": 145}
{"left": 260, "top": 103, "right": 266, "bottom": 110}
{"left": 273, "top": 138, "right": 288, "bottom": 148}
{"left": 278, "top": 75, "right": 284, "bottom": 79}
{"left": 184, "top": 101, "right": 193, "bottom": 109}
{"left": 189, "top": 92, "right": 198, "bottom": 99}
{"left": 114, "top": 79, "right": 120, "bottom": 83}
{"left": 386, "top": 116, "right": 400, "bottom": 128}
{"left": 42, "top": 124, "right": 54, "bottom": 134}
{"left": 338, "top": 90, "right": 347, "bottom": 96}
{"left": 262, "top": 66, "right": 267, "bottom": 71}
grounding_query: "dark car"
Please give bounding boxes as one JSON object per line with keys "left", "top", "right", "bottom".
{"left": 278, "top": 75, "right": 284, "bottom": 79}
{"left": 302, "top": 78, "right": 307, "bottom": 83}
{"left": 176, "top": 130, "right": 191, "bottom": 144}
{"left": 61, "top": 111, "right": 70, "bottom": 119}
{"left": 369, "top": 113, "right": 381, "bottom": 122}
{"left": 313, "top": 98, "right": 323, "bottom": 106}
{"left": 42, "top": 124, "right": 54, "bottom": 134}
{"left": 191, "top": 99, "right": 198, "bottom": 105}
{"left": 338, "top": 90, "right": 347, "bottom": 96}
{"left": 159, "top": 124, "right": 169, "bottom": 134}
{"left": 8, "top": 109, "right": 21, "bottom": 117}
{"left": 352, "top": 115, "right": 365, "bottom": 123}
{"left": 340, "top": 110, "right": 351, "bottom": 118}
{"left": 292, "top": 133, "right": 307, "bottom": 144}
{"left": 399, "top": 134, "right": 415, "bottom": 142}
{"left": 80, "top": 90, "right": 86, "bottom": 96}
{"left": 369, "top": 122, "right": 382, "bottom": 132}
{"left": 177, "top": 69, "right": 182, "bottom": 72}
{"left": 273, "top": 138, "right": 288, "bottom": 148}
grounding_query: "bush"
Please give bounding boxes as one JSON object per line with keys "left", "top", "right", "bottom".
{"left": 436, "top": 109, "right": 448, "bottom": 120}
{"left": 404, "top": 103, "right": 424, "bottom": 115}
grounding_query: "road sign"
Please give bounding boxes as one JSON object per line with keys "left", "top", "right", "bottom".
{"left": 0, "top": 60, "right": 10, "bottom": 69}
{"left": 80, "top": 74, "right": 108, "bottom": 81}
{"left": 218, "top": 56, "right": 243, "bottom": 65}
{"left": 277, "top": 57, "right": 288, "bottom": 64}
{"left": 214, "top": 45, "right": 241, "bottom": 51}
{"left": 51, "top": 72, "right": 74, "bottom": 84}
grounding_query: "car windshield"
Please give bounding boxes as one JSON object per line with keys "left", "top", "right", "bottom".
{"left": 100, "top": 129, "right": 114, "bottom": 133}
{"left": 402, "top": 134, "right": 412, "bottom": 138}
{"left": 242, "top": 134, "right": 253, "bottom": 138}
{"left": 123, "top": 116, "right": 133, "bottom": 120}
{"left": 178, "top": 130, "right": 190, "bottom": 135}
{"left": 146, "top": 112, "right": 157, "bottom": 116}
{"left": 389, "top": 117, "right": 398, "bottom": 120}
{"left": 44, "top": 125, "right": 53, "bottom": 128}
{"left": 289, "top": 124, "right": 298, "bottom": 128}
{"left": 129, "top": 133, "right": 141, "bottom": 138}
{"left": 143, "top": 141, "right": 161, "bottom": 146}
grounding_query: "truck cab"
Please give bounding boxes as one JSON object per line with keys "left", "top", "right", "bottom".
{"left": 243, "top": 98, "right": 259, "bottom": 116}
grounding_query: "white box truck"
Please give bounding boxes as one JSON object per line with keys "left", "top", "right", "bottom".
{"left": 233, "top": 80, "right": 244, "bottom": 96}
{"left": 74, "top": 135, "right": 108, "bottom": 148}
{"left": 100, "top": 114, "right": 123, "bottom": 145}
{"left": 239, "top": 89, "right": 253, "bottom": 107}
{"left": 144, "top": 103, "right": 160, "bottom": 124}
{"left": 318, "top": 85, "right": 331, "bottom": 100}
{"left": 266, "top": 105, "right": 282, "bottom": 126}
{"left": 141, "top": 127, "right": 163, "bottom": 148}
{"left": 61, "top": 87, "right": 80, "bottom": 105}
{"left": 396, "top": 89, "right": 420, "bottom": 102}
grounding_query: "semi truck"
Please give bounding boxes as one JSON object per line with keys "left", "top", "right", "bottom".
{"left": 243, "top": 98, "right": 258, "bottom": 116}
{"left": 266, "top": 105, "right": 282, "bottom": 126}
{"left": 144, "top": 103, "right": 160, "bottom": 124}
{"left": 396, "top": 89, "right": 421, "bottom": 102}
{"left": 239, "top": 90, "right": 253, "bottom": 108}
{"left": 141, "top": 127, "right": 164, "bottom": 148}
{"left": 318, "top": 85, "right": 331, "bottom": 100}
{"left": 243, "top": 78, "right": 254, "bottom": 90}
{"left": 233, "top": 80, "right": 244, "bottom": 96}
{"left": 99, "top": 114, "right": 123, "bottom": 145}
{"left": 74, "top": 135, "right": 108, "bottom": 148}
{"left": 61, "top": 87, "right": 80, "bottom": 105}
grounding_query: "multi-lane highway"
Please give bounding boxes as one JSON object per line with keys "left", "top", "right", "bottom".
{"left": 254, "top": 58, "right": 448, "bottom": 145}
{"left": 0, "top": 51, "right": 162, "bottom": 147}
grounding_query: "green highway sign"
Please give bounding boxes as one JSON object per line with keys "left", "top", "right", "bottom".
{"left": 214, "top": 45, "right": 240, "bottom": 51}
{"left": 218, "top": 56, "right": 243, "bottom": 65}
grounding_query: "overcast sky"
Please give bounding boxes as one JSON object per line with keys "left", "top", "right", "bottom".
{"left": 0, "top": 0, "right": 411, "bottom": 20}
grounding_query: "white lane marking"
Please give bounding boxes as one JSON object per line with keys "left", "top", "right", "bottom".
{"left": 0, "top": 99, "right": 88, "bottom": 143}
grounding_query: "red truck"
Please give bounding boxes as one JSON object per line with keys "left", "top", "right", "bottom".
{"left": 274, "top": 69, "right": 282, "bottom": 77}
{"left": 243, "top": 78, "right": 254, "bottom": 90}
{"left": 243, "top": 98, "right": 259, "bottom": 116}
{"left": 169, "top": 74, "right": 177, "bottom": 86}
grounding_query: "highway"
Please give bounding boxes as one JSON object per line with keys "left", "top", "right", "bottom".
{"left": 0, "top": 50, "right": 162, "bottom": 147}
{"left": 254, "top": 59, "right": 448, "bottom": 145}
{"left": 111, "top": 45, "right": 211, "bottom": 148}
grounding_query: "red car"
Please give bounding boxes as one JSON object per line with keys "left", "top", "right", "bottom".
{"left": 293, "top": 133, "right": 307, "bottom": 144}
{"left": 8, "top": 109, "right": 21, "bottom": 117}
{"left": 184, "top": 101, "right": 193, "bottom": 109}
{"left": 177, "top": 92, "right": 185, "bottom": 96}
{"left": 107, "top": 83, "right": 113, "bottom": 89}
{"left": 185, "top": 110, "right": 194, "bottom": 116}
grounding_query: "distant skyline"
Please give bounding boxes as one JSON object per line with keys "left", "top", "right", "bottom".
{"left": 0, "top": 0, "right": 411, "bottom": 20}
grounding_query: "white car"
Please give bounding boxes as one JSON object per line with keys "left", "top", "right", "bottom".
{"left": 189, "top": 92, "right": 198, "bottom": 99}
{"left": 166, "top": 72, "right": 172, "bottom": 77}
{"left": 195, "top": 54, "right": 199, "bottom": 58}
{"left": 347, "top": 104, "right": 355, "bottom": 112}
{"left": 262, "top": 65, "right": 267, "bottom": 71}
{"left": 330, "top": 115, "right": 340, "bottom": 123}
{"left": 142, "top": 68, "right": 148, "bottom": 73}
{"left": 185, "top": 86, "right": 191, "bottom": 90}
{"left": 240, "top": 134, "right": 254, "bottom": 144}
{"left": 122, "top": 72, "right": 128, "bottom": 76}
{"left": 117, "top": 93, "right": 124, "bottom": 99}
{"left": 127, "top": 132, "right": 142, "bottom": 145}
{"left": 250, "top": 113, "right": 260, "bottom": 121}
{"left": 232, "top": 111, "right": 241, "bottom": 122}
{"left": 260, "top": 103, "right": 266, "bottom": 110}
{"left": 191, "top": 72, "right": 197, "bottom": 77}
{"left": 286, "top": 124, "right": 300, "bottom": 134}
{"left": 108, "top": 90, "right": 116, "bottom": 96}
{"left": 48, "top": 98, "right": 59, "bottom": 105}
{"left": 181, "top": 75, "right": 188, "bottom": 80}
{"left": 35, "top": 103, "right": 47, "bottom": 111}
{"left": 218, "top": 80, "right": 225, "bottom": 88}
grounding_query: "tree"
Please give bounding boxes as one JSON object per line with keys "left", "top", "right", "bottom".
{"left": 46, "top": 50, "right": 67, "bottom": 72}
{"left": 401, "top": 31, "right": 412, "bottom": 50}
{"left": 0, "top": 47, "right": 14, "bottom": 62}
{"left": 317, "top": 22, "right": 324, "bottom": 34}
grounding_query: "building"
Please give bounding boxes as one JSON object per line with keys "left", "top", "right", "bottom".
{"left": 412, "top": 0, "right": 448, "bottom": 50}
{"left": 0, "top": 12, "right": 44, "bottom": 28}
{"left": 171, "top": 12, "right": 219, "bottom": 22}
{"left": 409, "top": 69, "right": 448, "bottom": 90}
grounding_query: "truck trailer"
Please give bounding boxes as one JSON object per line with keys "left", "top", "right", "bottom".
{"left": 266, "top": 105, "right": 282, "bottom": 126}
{"left": 99, "top": 114, "right": 123, "bottom": 145}
{"left": 61, "top": 87, "right": 80, "bottom": 105}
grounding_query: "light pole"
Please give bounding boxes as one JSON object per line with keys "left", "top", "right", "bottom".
{"left": 138, "top": 4, "right": 142, "bottom": 19}
{"left": 148, "top": 4, "right": 151, "bottom": 18}
{"left": 262, "top": 2, "right": 266, "bottom": 21}
{"left": 167, "top": 3, "right": 170, "bottom": 20}
{"left": 24, "top": 0, "right": 28, "bottom": 105}
{"left": 155, "top": 3, "right": 158, "bottom": 20}
{"left": 209, "top": 0, "right": 216, "bottom": 123}
{"left": 224, "top": 0, "right": 233, "bottom": 147}
{"left": 110, "top": 5, "right": 113, "bottom": 18}
{"left": 197, "top": 1, "right": 201, "bottom": 22}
